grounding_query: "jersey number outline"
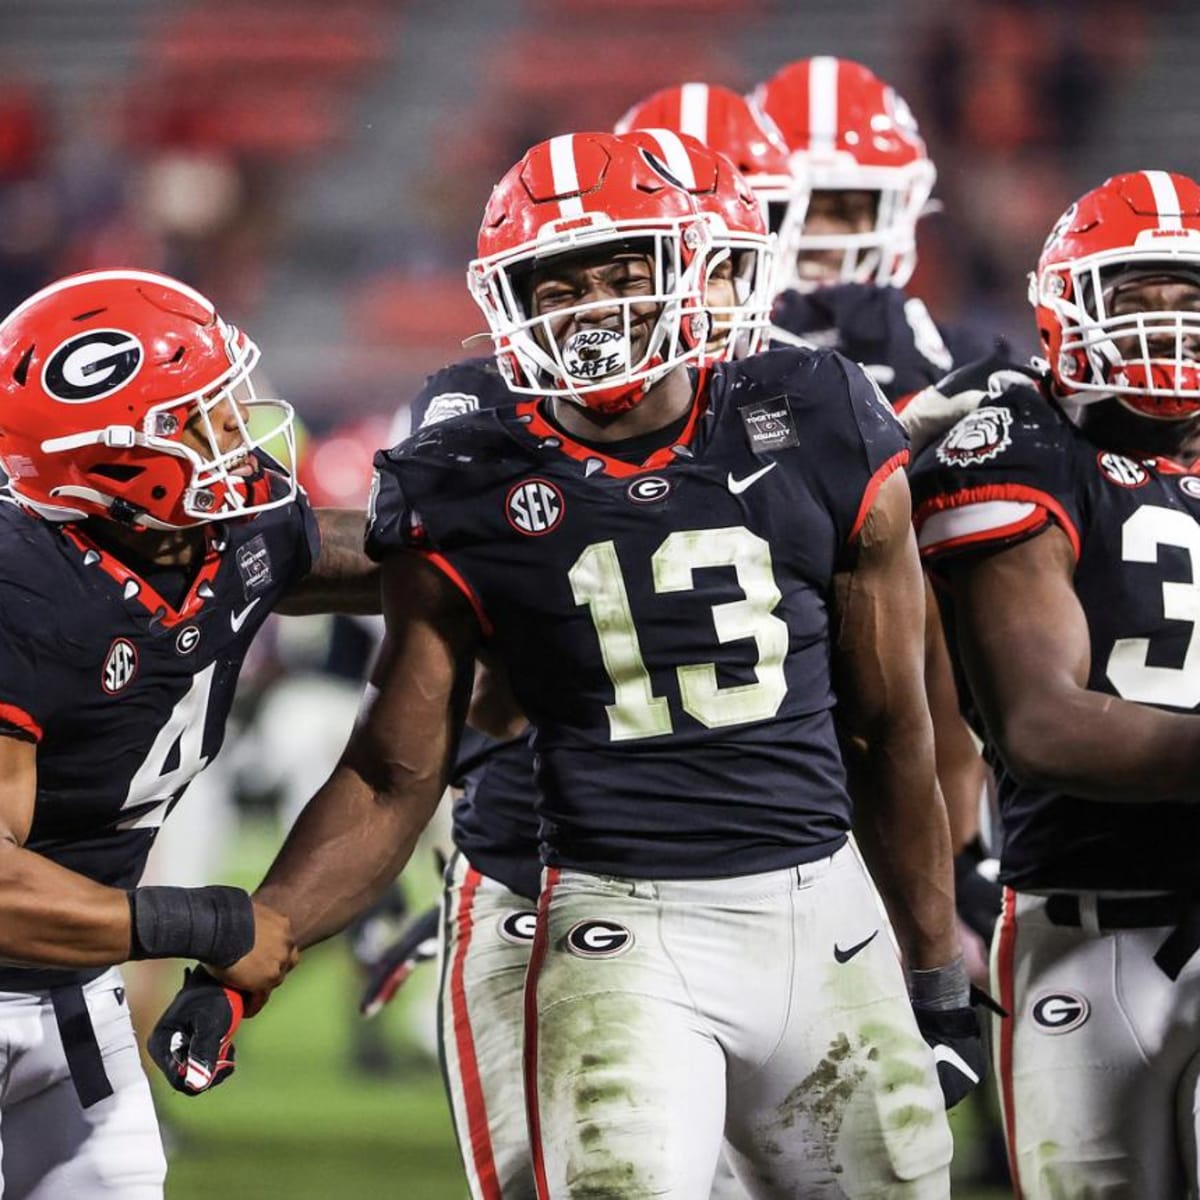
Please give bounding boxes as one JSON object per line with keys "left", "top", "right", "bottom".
{"left": 569, "top": 527, "right": 788, "bottom": 741}
{"left": 1106, "top": 505, "right": 1200, "bottom": 708}
{"left": 117, "top": 662, "right": 215, "bottom": 830}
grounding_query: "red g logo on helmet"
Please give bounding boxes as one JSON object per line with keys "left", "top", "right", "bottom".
{"left": 43, "top": 330, "right": 144, "bottom": 403}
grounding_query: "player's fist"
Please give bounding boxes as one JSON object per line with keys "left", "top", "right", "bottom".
{"left": 213, "top": 899, "right": 299, "bottom": 993}
{"left": 359, "top": 906, "right": 440, "bottom": 1019}
{"left": 913, "top": 1001, "right": 986, "bottom": 1109}
{"left": 149, "top": 966, "right": 246, "bottom": 1095}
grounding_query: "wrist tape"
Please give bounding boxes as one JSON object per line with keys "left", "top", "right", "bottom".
{"left": 127, "top": 885, "right": 255, "bottom": 968}
{"left": 907, "top": 954, "right": 970, "bottom": 1011}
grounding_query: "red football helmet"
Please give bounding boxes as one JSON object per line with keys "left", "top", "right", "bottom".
{"left": 614, "top": 82, "right": 793, "bottom": 229}
{"left": 616, "top": 128, "right": 774, "bottom": 359}
{"left": 754, "top": 57, "right": 936, "bottom": 292}
{"left": 0, "top": 269, "right": 296, "bottom": 528}
{"left": 1031, "top": 171, "right": 1200, "bottom": 420}
{"left": 469, "top": 132, "right": 712, "bottom": 414}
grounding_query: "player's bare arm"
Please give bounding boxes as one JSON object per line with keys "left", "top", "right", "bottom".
{"left": 0, "top": 733, "right": 129, "bottom": 965}
{"left": 947, "top": 523, "right": 1200, "bottom": 802}
{"left": 832, "top": 469, "right": 959, "bottom": 971}
{"left": 248, "top": 551, "right": 479, "bottom": 959}
{"left": 923, "top": 576, "right": 988, "bottom": 851}
{"left": 276, "top": 507, "right": 381, "bottom": 615}
{"left": 0, "top": 733, "right": 293, "bottom": 986}
{"left": 468, "top": 656, "right": 528, "bottom": 741}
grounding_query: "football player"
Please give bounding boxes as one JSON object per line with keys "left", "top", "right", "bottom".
{"left": 159, "top": 132, "right": 982, "bottom": 1197}
{"left": 0, "top": 269, "right": 380, "bottom": 1199}
{"left": 910, "top": 170, "right": 1200, "bottom": 1196}
{"left": 753, "top": 57, "right": 992, "bottom": 407}
{"left": 617, "top": 78, "right": 1000, "bottom": 956}
{"left": 369, "top": 129, "right": 775, "bottom": 1200}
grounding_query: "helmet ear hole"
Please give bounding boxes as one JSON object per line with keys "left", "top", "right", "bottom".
{"left": 89, "top": 463, "right": 144, "bottom": 483}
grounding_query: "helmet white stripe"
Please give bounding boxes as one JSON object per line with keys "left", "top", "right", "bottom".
{"left": 808, "top": 56, "right": 838, "bottom": 156}
{"left": 641, "top": 129, "right": 697, "bottom": 189}
{"left": 549, "top": 134, "right": 585, "bottom": 218}
{"left": 0, "top": 269, "right": 216, "bottom": 329}
{"left": 679, "top": 82, "right": 710, "bottom": 144}
{"left": 1144, "top": 170, "right": 1183, "bottom": 230}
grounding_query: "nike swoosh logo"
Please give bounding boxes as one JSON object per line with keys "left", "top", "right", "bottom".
{"left": 230, "top": 597, "right": 262, "bottom": 632}
{"left": 727, "top": 462, "right": 777, "bottom": 494}
{"left": 933, "top": 1044, "right": 980, "bottom": 1085}
{"left": 833, "top": 929, "right": 879, "bottom": 964}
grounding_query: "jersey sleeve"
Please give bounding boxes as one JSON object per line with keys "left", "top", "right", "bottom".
{"left": 279, "top": 476, "right": 322, "bottom": 588}
{"left": 406, "top": 358, "right": 503, "bottom": 433}
{"left": 364, "top": 447, "right": 492, "bottom": 635}
{"left": 908, "top": 386, "right": 1084, "bottom": 564}
{"left": 788, "top": 349, "right": 911, "bottom": 548}
{"left": 0, "top": 581, "right": 58, "bottom": 739}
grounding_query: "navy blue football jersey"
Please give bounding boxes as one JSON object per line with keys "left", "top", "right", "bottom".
{"left": 910, "top": 381, "right": 1200, "bottom": 892}
{"left": 0, "top": 484, "right": 318, "bottom": 989}
{"left": 369, "top": 347, "right": 909, "bottom": 879}
{"left": 771, "top": 283, "right": 991, "bottom": 404}
{"left": 405, "top": 356, "right": 540, "bottom": 899}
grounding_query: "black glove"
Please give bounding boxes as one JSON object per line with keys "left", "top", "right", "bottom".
{"left": 954, "top": 843, "right": 1004, "bottom": 944}
{"left": 359, "top": 906, "right": 441, "bottom": 1019}
{"left": 148, "top": 966, "right": 246, "bottom": 1095}
{"left": 913, "top": 1000, "right": 986, "bottom": 1109}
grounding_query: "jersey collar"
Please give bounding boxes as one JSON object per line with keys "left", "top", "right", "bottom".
{"left": 62, "top": 523, "right": 225, "bottom": 629}
{"left": 513, "top": 366, "right": 710, "bottom": 479}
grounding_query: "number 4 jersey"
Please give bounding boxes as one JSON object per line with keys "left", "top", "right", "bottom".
{"left": 367, "top": 347, "right": 908, "bottom": 881}
{"left": 0, "top": 486, "right": 317, "bottom": 988}
{"left": 910, "top": 379, "right": 1200, "bottom": 892}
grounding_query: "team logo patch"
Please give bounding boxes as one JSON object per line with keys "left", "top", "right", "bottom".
{"left": 1031, "top": 991, "right": 1090, "bottom": 1034}
{"left": 626, "top": 476, "right": 671, "bottom": 504}
{"left": 420, "top": 392, "right": 479, "bottom": 427}
{"left": 937, "top": 407, "right": 1013, "bottom": 466}
{"left": 1180, "top": 476, "right": 1200, "bottom": 500}
{"left": 1096, "top": 451, "right": 1149, "bottom": 488}
{"left": 175, "top": 625, "right": 201, "bottom": 654}
{"left": 506, "top": 478, "right": 563, "bottom": 535}
{"left": 101, "top": 638, "right": 138, "bottom": 694}
{"left": 565, "top": 919, "right": 634, "bottom": 958}
{"left": 740, "top": 399, "right": 800, "bottom": 452}
{"left": 236, "top": 535, "right": 272, "bottom": 596}
{"left": 498, "top": 910, "right": 539, "bottom": 944}
{"left": 43, "top": 329, "right": 143, "bottom": 403}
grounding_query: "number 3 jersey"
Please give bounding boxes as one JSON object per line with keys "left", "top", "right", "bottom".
{"left": 368, "top": 347, "right": 909, "bottom": 880}
{"left": 0, "top": 486, "right": 318, "bottom": 987}
{"left": 910, "top": 380, "right": 1200, "bottom": 893}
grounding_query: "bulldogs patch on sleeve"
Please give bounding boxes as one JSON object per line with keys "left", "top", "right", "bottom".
{"left": 936, "top": 407, "right": 1013, "bottom": 467}
{"left": 421, "top": 392, "right": 480, "bottom": 428}
{"left": 910, "top": 386, "right": 1082, "bottom": 561}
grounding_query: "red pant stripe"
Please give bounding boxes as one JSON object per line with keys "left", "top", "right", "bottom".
{"left": 524, "top": 868, "right": 559, "bottom": 1200}
{"left": 996, "top": 886, "right": 1022, "bottom": 1198}
{"left": 451, "top": 866, "right": 501, "bottom": 1200}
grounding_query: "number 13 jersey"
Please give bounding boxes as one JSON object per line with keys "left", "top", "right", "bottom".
{"left": 367, "top": 347, "right": 908, "bottom": 880}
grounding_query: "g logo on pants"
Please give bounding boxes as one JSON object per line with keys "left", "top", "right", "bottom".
{"left": 498, "top": 910, "right": 538, "bottom": 944}
{"left": 1031, "top": 991, "right": 1090, "bottom": 1034}
{"left": 565, "top": 920, "right": 633, "bottom": 958}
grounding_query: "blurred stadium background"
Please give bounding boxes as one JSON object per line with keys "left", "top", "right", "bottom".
{"left": 3, "top": 0, "right": 1198, "bottom": 1195}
